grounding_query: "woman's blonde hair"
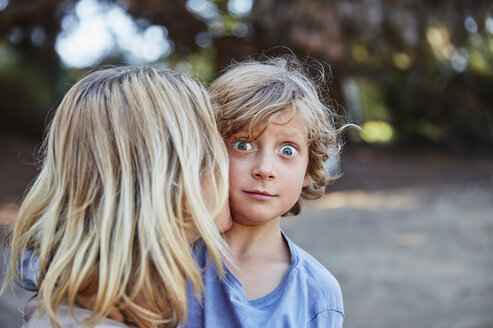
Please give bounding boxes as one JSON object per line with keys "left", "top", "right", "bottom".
{"left": 210, "top": 56, "right": 343, "bottom": 215}
{"left": 2, "top": 66, "right": 229, "bottom": 327}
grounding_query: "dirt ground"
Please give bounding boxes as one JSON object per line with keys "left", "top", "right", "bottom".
{"left": 1, "top": 134, "right": 492, "bottom": 327}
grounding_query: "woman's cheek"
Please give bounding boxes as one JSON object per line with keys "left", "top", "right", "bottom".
{"left": 215, "top": 200, "right": 232, "bottom": 233}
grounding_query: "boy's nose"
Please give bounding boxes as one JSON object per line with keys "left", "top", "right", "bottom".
{"left": 252, "top": 152, "right": 276, "bottom": 180}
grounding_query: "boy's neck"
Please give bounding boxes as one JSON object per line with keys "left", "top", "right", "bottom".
{"left": 224, "top": 216, "right": 286, "bottom": 257}
{"left": 224, "top": 216, "right": 291, "bottom": 300}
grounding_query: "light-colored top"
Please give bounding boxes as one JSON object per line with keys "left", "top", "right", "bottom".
{"left": 21, "top": 297, "right": 130, "bottom": 328}
{"left": 184, "top": 234, "right": 344, "bottom": 328}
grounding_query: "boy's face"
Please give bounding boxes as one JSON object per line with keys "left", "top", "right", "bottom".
{"left": 227, "top": 108, "right": 310, "bottom": 226}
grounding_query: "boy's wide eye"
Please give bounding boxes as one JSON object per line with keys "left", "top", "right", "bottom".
{"left": 233, "top": 140, "right": 253, "bottom": 151}
{"left": 280, "top": 145, "right": 297, "bottom": 156}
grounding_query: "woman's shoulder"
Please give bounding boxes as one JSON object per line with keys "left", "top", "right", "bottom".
{"left": 21, "top": 296, "right": 130, "bottom": 328}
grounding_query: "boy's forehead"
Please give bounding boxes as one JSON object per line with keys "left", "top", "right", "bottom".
{"left": 271, "top": 111, "right": 309, "bottom": 139}
{"left": 229, "top": 107, "right": 309, "bottom": 140}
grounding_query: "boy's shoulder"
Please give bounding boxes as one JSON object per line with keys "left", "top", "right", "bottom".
{"left": 285, "top": 234, "right": 344, "bottom": 314}
{"left": 291, "top": 240, "right": 339, "bottom": 283}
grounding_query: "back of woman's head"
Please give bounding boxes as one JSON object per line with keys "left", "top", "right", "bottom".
{"left": 3, "top": 66, "right": 229, "bottom": 327}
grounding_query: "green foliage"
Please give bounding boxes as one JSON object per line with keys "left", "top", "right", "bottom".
{"left": 168, "top": 46, "right": 217, "bottom": 83}
{"left": 0, "top": 0, "right": 492, "bottom": 151}
{"left": 0, "top": 43, "right": 54, "bottom": 137}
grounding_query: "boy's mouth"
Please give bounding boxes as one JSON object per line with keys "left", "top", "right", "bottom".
{"left": 243, "top": 190, "right": 277, "bottom": 200}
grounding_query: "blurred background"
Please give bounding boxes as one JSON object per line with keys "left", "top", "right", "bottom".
{"left": 0, "top": 0, "right": 492, "bottom": 327}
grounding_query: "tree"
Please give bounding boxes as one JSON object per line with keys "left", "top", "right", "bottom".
{"left": 1, "top": 0, "right": 492, "bottom": 150}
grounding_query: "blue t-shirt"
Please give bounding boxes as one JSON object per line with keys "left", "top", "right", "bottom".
{"left": 16, "top": 248, "right": 39, "bottom": 291}
{"left": 19, "top": 235, "right": 344, "bottom": 327}
{"left": 184, "top": 234, "right": 344, "bottom": 328}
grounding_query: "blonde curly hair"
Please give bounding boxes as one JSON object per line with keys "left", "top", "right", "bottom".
{"left": 210, "top": 56, "right": 343, "bottom": 215}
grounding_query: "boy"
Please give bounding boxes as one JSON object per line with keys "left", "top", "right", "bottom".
{"left": 186, "top": 57, "right": 344, "bottom": 327}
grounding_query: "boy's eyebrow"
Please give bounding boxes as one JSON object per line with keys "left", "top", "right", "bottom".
{"left": 228, "top": 122, "right": 308, "bottom": 142}
{"left": 242, "top": 127, "right": 308, "bottom": 143}
{"left": 228, "top": 131, "right": 249, "bottom": 139}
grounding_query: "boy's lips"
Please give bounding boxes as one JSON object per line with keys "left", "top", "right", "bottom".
{"left": 243, "top": 190, "right": 277, "bottom": 200}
